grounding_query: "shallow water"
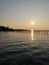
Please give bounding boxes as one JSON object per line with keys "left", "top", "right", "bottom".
{"left": 0, "top": 31, "right": 49, "bottom": 65}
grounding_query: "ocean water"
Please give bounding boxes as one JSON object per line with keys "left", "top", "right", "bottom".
{"left": 0, "top": 31, "right": 49, "bottom": 65}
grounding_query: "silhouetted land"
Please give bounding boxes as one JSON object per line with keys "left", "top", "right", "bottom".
{"left": 0, "top": 26, "right": 49, "bottom": 32}
{"left": 0, "top": 26, "right": 29, "bottom": 32}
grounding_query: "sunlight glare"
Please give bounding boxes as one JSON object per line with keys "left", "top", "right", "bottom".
{"left": 31, "top": 22, "right": 35, "bottom": 26}
{"left": 31, "top": 29, "right": 34, "bottom": 40}
{"left": 31, "top": 22, "right": 34, "bottom": 25}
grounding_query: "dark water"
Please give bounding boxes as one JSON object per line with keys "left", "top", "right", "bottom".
{"left": 0, "top": 31, "right": 49, "bottom": 65}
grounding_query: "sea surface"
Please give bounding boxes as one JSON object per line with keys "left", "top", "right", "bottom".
{"left": 0, "top": 30, "right": 49, "bottom": 65}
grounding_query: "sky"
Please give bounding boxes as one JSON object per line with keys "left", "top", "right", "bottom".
{"left": 0, "top": 0, "right": 49, "bottom": 30}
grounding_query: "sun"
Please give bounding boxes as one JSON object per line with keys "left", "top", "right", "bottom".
{"left": 31, "top": 22, "right": 34, "bottom": 25}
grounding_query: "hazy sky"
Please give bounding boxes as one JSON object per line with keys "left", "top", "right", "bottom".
{"left": 0, "top": 0, "right": 49, "bottom": 29}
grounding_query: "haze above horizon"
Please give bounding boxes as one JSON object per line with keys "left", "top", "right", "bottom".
{"left": 0, "top": 0, "right": 49, "bottom": 30}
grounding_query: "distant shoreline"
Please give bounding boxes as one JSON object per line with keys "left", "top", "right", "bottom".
{"left": 0, "top": 26, "right": 30, "bottom": 32}
{"left": 0, "top": 26, "right": 49, "bottom": 32}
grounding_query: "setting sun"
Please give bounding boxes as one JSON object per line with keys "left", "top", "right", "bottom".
{"left": 31, "top": 22, "right": 35, "bottom": 25}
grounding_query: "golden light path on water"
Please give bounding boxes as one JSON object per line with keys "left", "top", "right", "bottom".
{"left": 30, "top": 21, "right": 35, "bottom": 41}
{"left": 31, "top": 29, "right": 34, "bottom": 41}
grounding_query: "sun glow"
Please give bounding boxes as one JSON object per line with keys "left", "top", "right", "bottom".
{"left": 30, "top": 21, "right": 35, "bottom": 29}
{"left": 31, "top": 22, "right": 35, "bottom": 25}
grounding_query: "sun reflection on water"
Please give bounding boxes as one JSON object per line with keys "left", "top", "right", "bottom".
{"left": 31, "top": 29, "right": 34, "bottom": 41}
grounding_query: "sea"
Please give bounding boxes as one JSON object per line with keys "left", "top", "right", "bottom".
{"left": 0, "top": 30, "right": 49, "bottom": 65}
